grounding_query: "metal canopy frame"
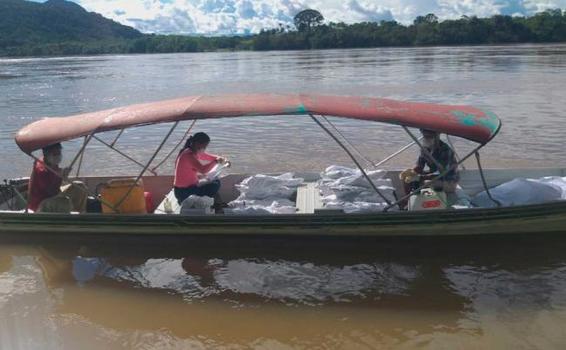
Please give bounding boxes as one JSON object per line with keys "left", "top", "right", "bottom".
{"left": 19, "top": 110, "right": 501, "bottom": 215}
{"left": 310, "top": 114, "right": 393, "bottom": 206}
{"left": 22, "top": 121, "right": 184, "bottom": 213}
{"left": 309, "top": 114, "right": 501, "bottom": 212}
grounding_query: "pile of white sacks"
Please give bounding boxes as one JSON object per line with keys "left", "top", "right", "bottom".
{"left": 317, "top": 166, "right": 397, "bottom": 213}
{"left": 228, "top": 173, "right": 304, "bottom": 215}
{"left": 228, "top": 166, "right": 397, "bottom": 215}
{"left": 163, "top": 169, "right": 566, "bottom": 215}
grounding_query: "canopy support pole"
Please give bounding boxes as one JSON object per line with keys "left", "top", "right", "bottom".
{"left": 310, "top": 114, "right": 392, "bottom": 206}
{"left": 67, "top": 133, "right": 94, "bottom": 177}
{"left": 475, "top": 152, "right": 501, "bottom": 207}
{"left": 75, "top": 136, "right": 87, "bottom": 178}
{"left": 93, "top": 135, "right": 158, "bottom": 176}
{"left": 113, "top": 121, "right": 180, "bottom": 212}
{"left": 320, "top": 116, "right": 376, "bottom": 167}
{"left": 321, "top": 116, "right": 424, "bottom": 169}
{"left": 110, "top": 129, "right": 125, "bottom": 147}
{"left": 373, "top": 138, "right": 423, "bottom": 168}
{"left": 151, "top": 119, "right": 197, "bottom": 173}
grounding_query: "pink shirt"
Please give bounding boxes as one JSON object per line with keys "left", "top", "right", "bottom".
{"left": 174, "top": 150, "right": 218, "bottom": 188}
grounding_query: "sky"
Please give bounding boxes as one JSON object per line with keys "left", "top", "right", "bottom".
{"left": 37, "top": 0, "right": 566, "bottom": 35}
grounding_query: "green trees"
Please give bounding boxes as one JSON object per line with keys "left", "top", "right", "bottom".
{"left": 294, "top": 9, "right": 324, "bottom": 32}
{"left": 413, "top": 13, "right": 440, "bottom": 45}
{"left": 249, "top": 9, "right": 566, "bottom": 52}
{"left": 1, "top": 2, "right": 566, "bottom": 57}
{"left": 526, "top": 9, "right": 566, "bottom": 42}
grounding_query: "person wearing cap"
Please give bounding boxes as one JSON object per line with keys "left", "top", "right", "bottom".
{"left": 400, "top": 129, "right": 460, "bottom": 194}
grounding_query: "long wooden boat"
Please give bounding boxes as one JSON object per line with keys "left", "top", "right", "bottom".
{"left": 2, "top": 94, "right": 565, "bottom": 238}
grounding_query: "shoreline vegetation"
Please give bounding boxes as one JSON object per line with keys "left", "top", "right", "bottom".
{"left": 1, "top": 1, "right": 566, "bottom": 57}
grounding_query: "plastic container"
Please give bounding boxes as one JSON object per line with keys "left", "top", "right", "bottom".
{"left": 144, "top": 191, "right": 155, "bottom": 214}
{"left": 100, "top": 179, "right": 147, "bottom": 214}
{"left": 408, "top": 188, "right": 447, "bottom": 211}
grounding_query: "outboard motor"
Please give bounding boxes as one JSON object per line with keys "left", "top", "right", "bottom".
{"left": 408, "top": 188, "right": 447, "bottom": 211}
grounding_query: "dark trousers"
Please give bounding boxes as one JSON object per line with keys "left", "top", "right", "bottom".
{"left": 174, "top": 180, "right": 221, "bottom": 205}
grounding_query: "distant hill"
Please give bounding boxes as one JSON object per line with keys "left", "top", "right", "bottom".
{"left": 0, "top": 0, "right": 142, "bottom": 50}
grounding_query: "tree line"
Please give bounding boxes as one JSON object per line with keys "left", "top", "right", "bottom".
{"left": 1, "top": 9, "right": 566, "bottom": 57}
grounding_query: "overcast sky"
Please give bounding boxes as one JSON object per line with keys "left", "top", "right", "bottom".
{"left": 38, "top": 0, "right": 566, "bottom": 34}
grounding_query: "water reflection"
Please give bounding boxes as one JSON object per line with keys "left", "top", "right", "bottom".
{"left": 2, "top": 236, "right": 566, "bottom": 348}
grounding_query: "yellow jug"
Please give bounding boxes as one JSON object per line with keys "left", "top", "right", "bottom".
{"left": 100, "top": 178, "right": 147, "bottom": 214}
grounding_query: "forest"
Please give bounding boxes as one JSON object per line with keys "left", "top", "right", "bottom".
{"left": 1, "top": 0, "right": 565, "bottom": 57}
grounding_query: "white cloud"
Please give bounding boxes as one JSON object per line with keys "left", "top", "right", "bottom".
{"left": 71, "top": 0, "right": 566, "bottom": 34}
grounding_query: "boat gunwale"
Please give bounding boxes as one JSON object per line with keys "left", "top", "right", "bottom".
{"left": 1, "top": 199, "right": 565, "bottom": 224}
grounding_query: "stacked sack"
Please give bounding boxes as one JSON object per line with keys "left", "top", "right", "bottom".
{"left": 228, "top": 173, "right": 304, "bottom": 215}
{"left": 317, "top": 165, "right": 397, "bottom": 213}
{"left": 472, "top": 176, "right": 566, "bottom": 208}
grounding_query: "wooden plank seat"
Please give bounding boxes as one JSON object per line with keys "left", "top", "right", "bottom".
{"left": 296, "top": 183, "right": 324, "bottom": 214}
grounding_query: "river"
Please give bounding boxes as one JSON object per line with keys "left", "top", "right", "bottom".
{"left": 1, "top": 44, "right": 566, "bottom": 349}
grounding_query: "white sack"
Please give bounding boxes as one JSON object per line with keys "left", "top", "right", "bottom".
{"left": 229, "top": 173, "right": 303, "bottom": 214}
{"left": 324, "top": 201, "right": 388, "bottom": 214}
{"left": 472, "top": 178, "right": 563, "bottom": 208}
{"left": 181, "top": 195, "right": 214, "bottom": 214}
{"left": 318, "top": 166, "right": 396, "bottom": 212}
{"left": 236, "top": 173, "right": 304, "bottom": 200}
{"left": 228, "top": 199, "right": 297, "bottom": 215}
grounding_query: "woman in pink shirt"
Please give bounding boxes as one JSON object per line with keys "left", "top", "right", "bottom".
{"left": 174, "top": 132, "right": 228, "bottom": 205}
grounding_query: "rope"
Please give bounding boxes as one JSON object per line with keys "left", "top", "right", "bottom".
{"left": 475, "top": 152, "right": 501, "bottom": 207}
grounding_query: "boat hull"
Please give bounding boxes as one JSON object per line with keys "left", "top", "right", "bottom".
{"left": 1, "top": 201, "right": 566, "bottom": 239}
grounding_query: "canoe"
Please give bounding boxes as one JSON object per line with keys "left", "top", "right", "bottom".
{"left": 2, "top": 94, "right": 565, "bottom": 239}
{"left": 2, "top": 168, "right": 566, "bottom": 238}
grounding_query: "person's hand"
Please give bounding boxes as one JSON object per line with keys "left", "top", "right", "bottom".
{"left": 399, "top": 168, "right": 418, "bottom": 183}
{"left": 217, "top": 156, "right": 230, "bottom": 166}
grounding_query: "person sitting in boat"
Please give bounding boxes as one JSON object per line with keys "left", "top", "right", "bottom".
{"left": 173, "top": 132, "right": 229, "bottom": 207}
{"left": 401, "top": 129, "right": 460, "bottom": 194}
{"left": 28, "top": 143, "right": 88, "bottom": 213}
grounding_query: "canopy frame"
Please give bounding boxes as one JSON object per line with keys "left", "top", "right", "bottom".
{"left": 309, "top": 115, "right": 502, "bottom": 211}
{"left": 92, "top": 135, "right": 158, "bottom": 176}
{"left": 15, "top": 94, "right": 502, "bottom": 154}
{"left": 310, "top": 114, "right": 393, "bottom": 206}
{"left": 15, "top": 94, "right": 503, "bottom": 215}
{"left": 112, "top": 121, "right": 180, "bottom": 212}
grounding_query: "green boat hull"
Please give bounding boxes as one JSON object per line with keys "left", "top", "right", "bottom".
{"left": 1, "top": 201, "right": 566, "bottom": 239}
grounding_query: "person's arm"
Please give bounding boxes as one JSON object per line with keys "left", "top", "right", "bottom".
{"left": 200, "top": 152, "right": 230, "bottom": 167}
{"left": 413, "top": 153, "right": 426, "bottom": 174}
{"left": 198, "top": 152, "right": 219, "bottom": 162}
{"left": 184, "top": 152, "right": 217, "bottom": 174}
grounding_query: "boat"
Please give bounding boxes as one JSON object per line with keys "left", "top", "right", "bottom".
{"left": 2, "top": 94, "right": 566, "bottom": 239}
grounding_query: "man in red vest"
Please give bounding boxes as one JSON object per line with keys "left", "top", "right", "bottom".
{"left": 28, "top": 143, "right": 72, "bottom": 212}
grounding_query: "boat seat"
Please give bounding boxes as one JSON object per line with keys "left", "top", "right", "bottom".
{"left": 296, "top": 183, "right": 323, "bottom": 214}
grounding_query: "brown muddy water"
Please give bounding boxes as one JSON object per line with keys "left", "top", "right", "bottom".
{"left": 1, "top": 44, "right": 566, "bottom": 349}
{"left": 2, "top": 236, "right": 566, "bottom": 349}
